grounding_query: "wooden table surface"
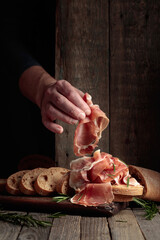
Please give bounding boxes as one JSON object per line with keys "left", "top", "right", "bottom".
{"left": 0, "top": 206, "right": 160, "bottom": 240}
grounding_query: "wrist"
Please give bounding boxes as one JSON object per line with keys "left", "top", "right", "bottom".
{"left": 19, "top": 66, "right": 57, "bottom": 108}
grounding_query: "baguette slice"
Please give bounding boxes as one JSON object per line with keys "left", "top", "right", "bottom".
{"left": 56, "top": 172, "right": 74, "bottom": 195}
{"left": 34, "top": 167, "right": 70, "bottom": 196}
{"left": 6, "top": 170, "right": 29, "bottom": 195}
{"left": 19, "top": 168, "right": 46, "bottom": 195}
{"left": 112, "top": 184, "right": 144, "bottom": 196}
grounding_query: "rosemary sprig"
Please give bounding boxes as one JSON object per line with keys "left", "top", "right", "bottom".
{"left": 113, "top": 163, "right": 116, "bottom": 172}
{"left": 48, "top": 212, "right": 66, "bottom": 218}
{"left": 52, "top": 194, "right": 70, "bottom": 203}
{"left": 0, "top": 211, "right": 52, "bottom": 227}
{"left": 133, "top": 197, "right": 159, "bottom": 220}
{"left": 119, "top": 159, "right": 128, "bottom": 167}
{"left": 77, "top": 192, "right": 84, "bottom": 202}
{"left": 127, "top": 177, "right": 130, "bottom": 187}
{"left": 107, "top": 174, "right": 115, "bottom": 179}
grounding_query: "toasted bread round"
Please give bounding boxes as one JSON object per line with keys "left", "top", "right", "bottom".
{"left": 34, "top": 167, "right": 70, "bottom": 196}
{"left": 19, "top": 168, "right": 46, "bottom": 195}
{"left": 112, "top": 184, "right": 144, "bottom": 196}
{"left": 56, "top": 171, "right": 74, "bottom": 196}
{"left": 6, "top": 170, "right": 29, "bottom": 195}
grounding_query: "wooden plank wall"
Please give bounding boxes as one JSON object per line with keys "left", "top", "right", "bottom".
{"left": 55, "top": 0, "right": 109, "bottom": 167}
{"left": 109, "top": 0, "right": 160, "bottom": 171}
{"left": 55, "top": 0, "right": 160, "bottom": 171}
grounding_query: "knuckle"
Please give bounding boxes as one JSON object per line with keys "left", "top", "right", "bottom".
{"left": 67, "top": 90, "right": 75, "bottom": 100}
{"left": 54, "top": 95, "right": 63, "bottom": 106}
{"left": 47, "top": 104, "right": 53, "bottom": 114}
{"left": 56, "top": 80, "right": 71, "bottom": 89}
{"left": 69, "top": 108, "right": 76, "bottom": 117}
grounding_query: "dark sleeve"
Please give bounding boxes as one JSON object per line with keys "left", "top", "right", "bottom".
{"left": 1, "top": 3, "right": 41, "bottom": 79}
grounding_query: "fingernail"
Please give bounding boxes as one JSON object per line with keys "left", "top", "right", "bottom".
{"left": 85, "top": 109, "right": 91, "bottom": 116}
{"left": 78, "top": 112, "right": 86, "bottom": 120}
{"left": 71, "top": 120, "right": 78, "bottom": 125}
{"left": 57, "top": 126, "right": 63, "bottom": 134}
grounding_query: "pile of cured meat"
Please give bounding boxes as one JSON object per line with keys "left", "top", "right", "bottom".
{"left": 69, "top": 93, "right": 140, "bottom": 207}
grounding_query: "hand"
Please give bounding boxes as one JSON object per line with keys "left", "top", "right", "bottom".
{"left": 41, "top": 80, "right": 91, "bottom": 133}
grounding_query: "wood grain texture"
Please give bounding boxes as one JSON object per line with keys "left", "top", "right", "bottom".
{"left": 109, "top": 0, "right": 160, "bottom": 171}
{"left": 108, "top": 208, "right": 145, "bottom": 240}
{"left": 81, "top": 217, "right": 111, "bottom": 240}
{"left": 49, "top": 215, "right": 81, "bottom": 240}
{"left": 18, "top": 212, "right": 51, "bottom": 240}
{"left": 0, "top": 211, "right": 22, "bottom": 240}
{"left": 55, "top": 0, "right": 109, "bottom": 167}
{"left": 133, "top": 208, "right": 160, "bottom": 240}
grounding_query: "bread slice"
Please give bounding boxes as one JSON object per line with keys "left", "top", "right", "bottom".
{"left": 34, "top": 167, "right": 70, "bottom": 196}
{"left": 56, "top": 172, "right": 74, "bottom": 195}
{"left": 6, "top": 170, "right": 29, "bottom": 195}
{"left": 112, "top": 184, "right": 144, "bottom": 196}
{"left": 19, "top": 168, "right": 46, "bottom": 195}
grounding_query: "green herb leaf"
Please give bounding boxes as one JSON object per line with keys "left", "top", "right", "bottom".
{"left": 119, "top": 159, "right": 128, "bottom": 167}
{"left": 77, "top": 193, "right": 84, "bottom": 201}
{"left": 52, "top": 194, "right": 70, "bottom": 203}
{"left": 48, "top": 212, "right": 66, "bottom": 218}
{"left": 113, "top": 163, "right": 116, "bottom": 172}
{"left": 0, "top": 211, "right": 52, "bottom": 227}
{"left": 107, "top": 174, "right": 115, "bottom": 179}
{"left": 133, "top": 197, "right": 158, "bottom": 220}
{"left": 127, "top": 177, "right": 130, "bottom": 187}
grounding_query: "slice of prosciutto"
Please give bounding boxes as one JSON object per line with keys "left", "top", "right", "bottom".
{"left": 70, "top": 150, "right": 140, "bottom": 207}
{"left": 71, "top": 182, "right": 114, "bottom": 207}
{"left": 74, "top": 93, "right": 109, "bottom": 156}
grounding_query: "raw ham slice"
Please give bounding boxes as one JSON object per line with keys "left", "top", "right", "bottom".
{"left": 69, "top": 150, "right": 140, "bottom": 207}
{"left": 70, "top": 183, "right": 114, "bottom": 206}
{"left": 74, "top": 93, "right": 109, "bottom": 156}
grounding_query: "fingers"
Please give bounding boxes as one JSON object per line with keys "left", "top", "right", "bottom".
{"left": 42, "top": 115, "right": 63, "bottom": 134}
{"left": 55, "top": 80, "right": 91, "bottom": 116}
{"left": 50, "top": 92, "right": 86, "bottom": 121}
{"left": 45, "top": 103, "right": 78, "bottom": 125}
{"left": 41, "top": 79, "right": 91, "bottom": 134}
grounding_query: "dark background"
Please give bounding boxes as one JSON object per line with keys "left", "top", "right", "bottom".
{"left": 1, "top": 2, "right": 56, "bottom": 177}
{"left": 1, "top": 0, "right": 160, "bottom": 177}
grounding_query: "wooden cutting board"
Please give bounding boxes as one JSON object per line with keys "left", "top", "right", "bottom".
{"left": 0, "top": 194, "right": 128, "bottom": 216}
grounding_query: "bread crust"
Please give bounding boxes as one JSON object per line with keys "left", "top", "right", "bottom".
{"left": 112, "top": 184, "right": 143, "bottom": 196}
{"left": 113, "top": 195, "right": 133, "bottom": 202}
{"left": 56, "top": 172, "right": 74, "bottom": 195}
{"left": 19, "top": 168, "right": 46, "bottom": 195}
{"left": 34, "top": 167, "right": 70, "bottom": 196}
{"left": 129, "top": 165, "right": 160, "bottom": 201}
{"left": 6, "top": 170, "right": 29, "bottom": 195}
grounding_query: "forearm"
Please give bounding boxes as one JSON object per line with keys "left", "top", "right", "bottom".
{"left": 19, "top": 66, "right": 57, "bottom": 108}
